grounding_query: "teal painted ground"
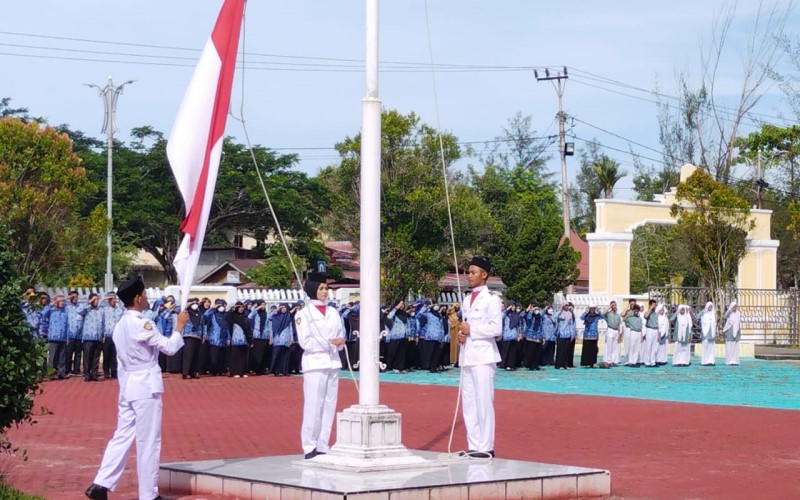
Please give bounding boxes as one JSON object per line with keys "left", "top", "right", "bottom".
{"left": 347, "top": 358, "right": 800, "bottom": 410}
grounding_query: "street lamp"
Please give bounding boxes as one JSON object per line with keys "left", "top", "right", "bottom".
{"left": 86, "top": 77, "right": 135, "bottom": 293}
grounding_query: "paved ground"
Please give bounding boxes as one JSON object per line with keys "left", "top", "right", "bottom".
{"left": 4, "top": 371, "right": 800, "bottom": 499}
{"left": 754, "top": 345, "right": 800, "bottom": 360}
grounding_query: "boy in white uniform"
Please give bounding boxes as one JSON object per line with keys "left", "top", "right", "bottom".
{"left": 296, "top": 272, "right": 345, "bottom": 459}
{"left": 457, "top": 256, "right": 502, "bottom": 458}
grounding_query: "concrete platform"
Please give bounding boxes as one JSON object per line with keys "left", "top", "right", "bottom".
{"left": 159, "top": 450, "right": 611, "bottom": 499}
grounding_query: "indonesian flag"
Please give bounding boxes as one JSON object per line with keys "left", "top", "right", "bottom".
{"left": 167, "top": 0, "right": 245, "bottom": 303}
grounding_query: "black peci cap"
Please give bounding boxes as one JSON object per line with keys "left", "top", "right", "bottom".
{"left": 468, "top": 256, "right": 491, "bottom": 274}
{"left": 117, "top": 276, "right": 145, "bottom": 305}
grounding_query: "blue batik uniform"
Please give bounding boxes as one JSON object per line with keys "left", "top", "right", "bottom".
{"left": 103, "top": 304, "right": 124, "bottom": 338}
{"left": 44, "top": 305, "right": 68, "bottom": 342}
{"left": 271, "top": 322, "right": 292, "bottom": 347}
{"left": 230, "top": 319, "right": 249, "bottom": 346}
{"left": 502, "top": 311, "right": 519, "bottom": 341}
{"left": 542, "top": 311, "right": 557, "bottom": 341}
{"left": 523, "top": 310, "right": 544, "bottom": 341}
{"left": 386, "top": 309, "right": 409, "bottom": 341}
{"left": 79, "top": 305, "right": 105, "bottom": 341}
{"left": 248, "top": 309, "right": 272, "bottom": 340}
{"left": 417, "top": 307, "right": 445, "bottom": 342}
{"left": 580, "top": 311, "right": 602, "bottom": 340}
{"left": 23, "top": 303, "right": 41, "bottom": 336}
{"left": 66, "top": 302, "right": 85, "bottom": 341}
{"left": 159, "top": 307, "right": 180, "bottom": 337}
{"left": 203, "top": 309, "right": 230, "bottom": 347}
{"left": 556, "top": 312, "right": 575, "bottom": 339}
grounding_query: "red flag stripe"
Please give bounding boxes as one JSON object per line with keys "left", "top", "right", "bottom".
{"left": 180, "top": 0, "right": 245, "bottom": 240}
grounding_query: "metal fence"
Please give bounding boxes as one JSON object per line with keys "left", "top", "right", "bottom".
{"left": 647, "top": 287, "right": 799, "bottom": 345}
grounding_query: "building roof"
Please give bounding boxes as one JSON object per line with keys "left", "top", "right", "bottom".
{"left": 569, "top": 230, "right": 590, "bottom": 283}
{"left": 196, "top": 258, "right": 264, "bottom": 284}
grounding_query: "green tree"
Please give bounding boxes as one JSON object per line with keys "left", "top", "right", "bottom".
{"left": 670, "top": 170, "right": 755, "bottom": 299}
{"left": 593, "top": 155, "right": 626, "bottom": 199}
{"left": 629, "top": 224, "right": 694, "bottom": 294}
{"left": 321, "top": 109, "right": 493, "bottom": 301}
{"left": 0, "top": 224, "right": 48, "bottom": 454}
{"left": 0, "top": 118, "right": 97, "bottom": 283}
{"left": 245, "top": 246, "right": 304, "bottom": 289}
{"left": 480, "top": 112, "right": 553, "bottom": 182}
{"left": 569, "top": 141, "right": 604, "bottom": 235}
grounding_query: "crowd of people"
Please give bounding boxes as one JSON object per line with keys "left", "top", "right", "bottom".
{"left": 20, "top": 287, "right": 744, "bottom": 383}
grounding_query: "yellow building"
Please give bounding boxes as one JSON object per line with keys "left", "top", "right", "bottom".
{"left": 587, "top": 164, "right": 778, "bottom": 296}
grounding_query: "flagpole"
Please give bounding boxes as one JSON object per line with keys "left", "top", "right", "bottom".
{"left": 359, "top": 0, "right": 380, "bottom": 407}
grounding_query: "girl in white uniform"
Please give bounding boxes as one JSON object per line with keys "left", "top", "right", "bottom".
{"left": 723, "top": 301, "right": 741, "bottom": 365}
{"left": 699, "top": 302, "right": 717, "bottom": 366}
{"left": 296, "top": 272, "right": 345, "bottom": 459}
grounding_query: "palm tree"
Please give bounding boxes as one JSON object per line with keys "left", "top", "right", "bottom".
{"left": 593, "top": 155, "right": 627, "bottom": 199}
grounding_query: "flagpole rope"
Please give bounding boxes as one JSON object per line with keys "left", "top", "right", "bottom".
{"left": 230, "top": 1, "right": 360, "bottom": 393}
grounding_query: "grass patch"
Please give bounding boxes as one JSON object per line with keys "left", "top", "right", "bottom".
{"left": 0, "top": 482, "right": 44, "bottom": 500}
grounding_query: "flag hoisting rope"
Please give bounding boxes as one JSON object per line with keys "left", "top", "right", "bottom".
{"left": 167, "top": 0, "right": 246, "bottom": 303}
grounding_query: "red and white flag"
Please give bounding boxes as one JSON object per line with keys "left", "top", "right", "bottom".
{"left": 167, "top": 0, "right": 245, "bottom": 303}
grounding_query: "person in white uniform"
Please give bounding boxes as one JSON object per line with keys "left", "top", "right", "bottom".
{"left": 457, "top": 256, "right": 502, "bottom": 458}
{"left": 722, "top": 301, "right": 741, "bottom": 366}
{"left": 699, "top": 301, "right": 717, "bottom": 366}
{"left": 296, "top": 272, "right": 345, "bottom": 459}
{"left": 671, "top": 304, "right": 692, "bottom": 367}
{"left": 655, "top": 304, "right": 670, "bottom": 365}
{"left": 85, "top": 276, "right": 186, "bottom": 500}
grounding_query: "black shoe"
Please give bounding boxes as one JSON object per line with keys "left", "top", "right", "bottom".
{"left": 304, "top": 450, "right": 319, "bottom": 459}
{"left": 152, "top": 496, "right": 172, "bottom": 500}
{"left": 85, "top": 483, "right": 108, "bottom": 500}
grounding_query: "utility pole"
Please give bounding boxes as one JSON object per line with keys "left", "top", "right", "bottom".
{"left": 86, "top": 77, "right": 134, "bottom": 293}
{"left": 535, "top": 66, "right": 571, "bottom": 241}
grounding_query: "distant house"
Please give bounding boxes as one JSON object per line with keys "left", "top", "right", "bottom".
{"left": 196, "top": 258, "right": 264, "bottom": 287}
{"left": 569, "top": 230, "right": 590, "bottom": 291}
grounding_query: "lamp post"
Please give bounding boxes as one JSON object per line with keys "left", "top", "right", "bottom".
{"left": 86, "top": 77, "right": 134, "bottom": 292}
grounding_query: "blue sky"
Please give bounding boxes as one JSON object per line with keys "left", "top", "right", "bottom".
{"left": 2, "top": 1, "right": 798, "bottom": 197}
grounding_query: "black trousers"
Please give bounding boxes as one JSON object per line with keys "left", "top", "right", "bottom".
{"left": 567, "top": 338, "right": 576, "bottom": 367}
{"left": 102, "top": 337, "right": 117, "bottom": 377}
{"left": 198, "top": 341, "right": 211, "bottom": 374}
{"left": 499, "top": 340, "right": 519, "bottom": 369}
{"left": 208, "top": 345, "right": 226, "bottom": 375}
{"left": 406, "top": 340, "right": 420, "bottom": 370}
{"left": 66, "top": 338, "right": 83, "bottom": 374}
{"left": 82, "top": 340, "right": 101, "bottom": 380}
{"left": 555, "top": 337, "right": 571, "bottom": 369}
{"left": 182, "top": 337, "right": 202, "bottom": 377}
{"left": 289, "top": 344, "right": 304, "bottom": 373}
{"left": 250, "top": 339, "right": 270, "bottom": 374}
{"left": 441, "top": 341, "right": 451, "bottom": 366}
{"left": 48, "top": 341, "right": 67, "bottom": 377}
{"left": 271, "top": 345, "right": 290, "bottom": 375}
{"left": 420, "top": 340, "right": 442, "bottom": 372}
{"left": 541, "top": 340, "right": 556, "bottom": 366}
{"left": 386, "top": 339, "right": 407, "bottom": 371}
{"left": 523, "top": 340, "right": 542, "bottom": 370}
{"left": 580, "top": 339, "right": 599, "bottom": 367}
{"left": 229, "top": 345, "right": 249, "bottom": 376}
{"left": 167, "top": 347, "right": 183, "bottom": 373}
{"left": 347, "top": 340, "right": 360, "bottom": 371}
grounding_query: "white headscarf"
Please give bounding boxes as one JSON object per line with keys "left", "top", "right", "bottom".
{"left": 656, "top": 304, "right": 669, "bottom": 337}
{"left": 676, "top": 304, "right": 691, "bottom": 342}
{"left": 724, "top": 301, "right": 740, "bottom": 337}
{"left": 700, "top": 301, "right": 716, "bottom": 336}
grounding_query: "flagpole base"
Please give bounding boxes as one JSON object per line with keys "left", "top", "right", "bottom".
{"left": 294, "top": 405, "right": 444, "bottom": 472}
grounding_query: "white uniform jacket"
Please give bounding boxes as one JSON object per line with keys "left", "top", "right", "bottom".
{"left": 296, "top": 302, "right": 345, "bottom": 372}
{"left": 113, "top": 310, "right": 184, "bottom": 402}
{"left": 458, "top": 287, "right": 502, "bottom": 367}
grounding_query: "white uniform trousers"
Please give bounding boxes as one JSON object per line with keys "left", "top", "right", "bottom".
{"left": 604, "top": 328, "right": 620, "bottom": 364}
{"left": 301, "top": 368, "right": 339, "bottom": 455}
{"left": 94, "top": 395, "right": 162, "bottom": 500}
{"left": 700, "top": 339, "right": 716, "bottom": 365}
{"left": 643, "top": 328, "right": 658, "bottom": 366}
{"left": 672, "top": 342, "right": 690, "bottom": 365}
{"left": 725, "top": 341, "right": 739, "bottom": 365}
{"left": 461, "top": 364, "right": 496, "bottom": 453}
{"left": 656, "top": 338, "right": 669, "bottom": 364}
{"left": 625, "top": 331, "right": 642, "bottom": 365}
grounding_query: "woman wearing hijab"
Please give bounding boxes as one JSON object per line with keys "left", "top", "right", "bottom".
{"left": 248, "top": 300, "right": 273, "bottom": 375}
{"left": 181, "top": 298, "right": 204, "bottom": 379}
{"left": 723, "top": 301, "right": 741, "bottom": 365}
{"left": 203, "top": 299, "right": 231, "bottom": 376}
{"left": 296, "top": 272, "right": 345, "bottom": 460}
{"left": 671, "top": 304, "right": 692, "bottom": 366}
{"left": 499, "top": 300, "right": 521, "bottom": 371}
{"left": 580, "top": 304, "right": 603, "bottom": 367}
{"left": 227, "top": 301, "right": 253, "bottom": 378}
{"left": 270, "top": 303, "right": 293, "bottom": 376}
{"left": 699, "top": 301, "right": 717, "bottom": 366}
{"left": 385, "top": 299, "right": 409, "bottom": 373}
{"left": 540, "top": 305, "right": 558, "bottom": 366}
{"left": 555, "top": 304, "right": 575, "bottom": 370}
{"left": 655, "top": 304, "right": 670, "bottom": 366}
{"left": 417, "top": 302, "right": 446, "bottom": 373}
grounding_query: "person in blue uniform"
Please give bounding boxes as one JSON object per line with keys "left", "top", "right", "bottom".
{"left": 203, "top": 299, "right": 230, "bottom": 376}
{"left": 417, "top": 302, "right": 446, "bottom": 373}
{"left": 540, "top": 305, "right": 557, "bottom": 366}
{"left": 499, "top": 301, "right": 521, "bottom": 371}
{"left": 248, "top": 300, "right": 273, "bottom": 375}
{"left": 227, "top": 301, "right": 253, "bottom": 378}
{"left": 270, "top": 303, "right": 293, "bottom": 376}
{"left": 580, "top": 304, "right": 603, "bottom": 367}
{"left": 65, "top": 290, "right": 84, "bottom": 376}
{"left": 180, "top": 298, "right": 204, "bottom": 379}
{"left": 555, "top": 303, "right": 575, "bottom": 370}
{"left": 385, "top": 299, "right": 410, "bottom": 373}
{"left": 522, "top": 303, "right": 544, "bottom": 370}
{"left": 80, "top": 293, "right": 105, "bottom": 381}
{"left": 43, "top": 294, "right": 69, "bottom": 379}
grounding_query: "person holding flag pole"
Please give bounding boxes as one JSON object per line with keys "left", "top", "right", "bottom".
{"left": 86, "top": 1, "right": 245, "bottom": 499}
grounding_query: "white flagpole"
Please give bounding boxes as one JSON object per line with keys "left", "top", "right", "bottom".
{"left": 359, "top": 0, "right": 381, "bottom": 407}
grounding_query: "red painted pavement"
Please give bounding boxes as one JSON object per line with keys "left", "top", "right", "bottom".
{"left": 4, "top": 373, "right": 800, "bottom": 499}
